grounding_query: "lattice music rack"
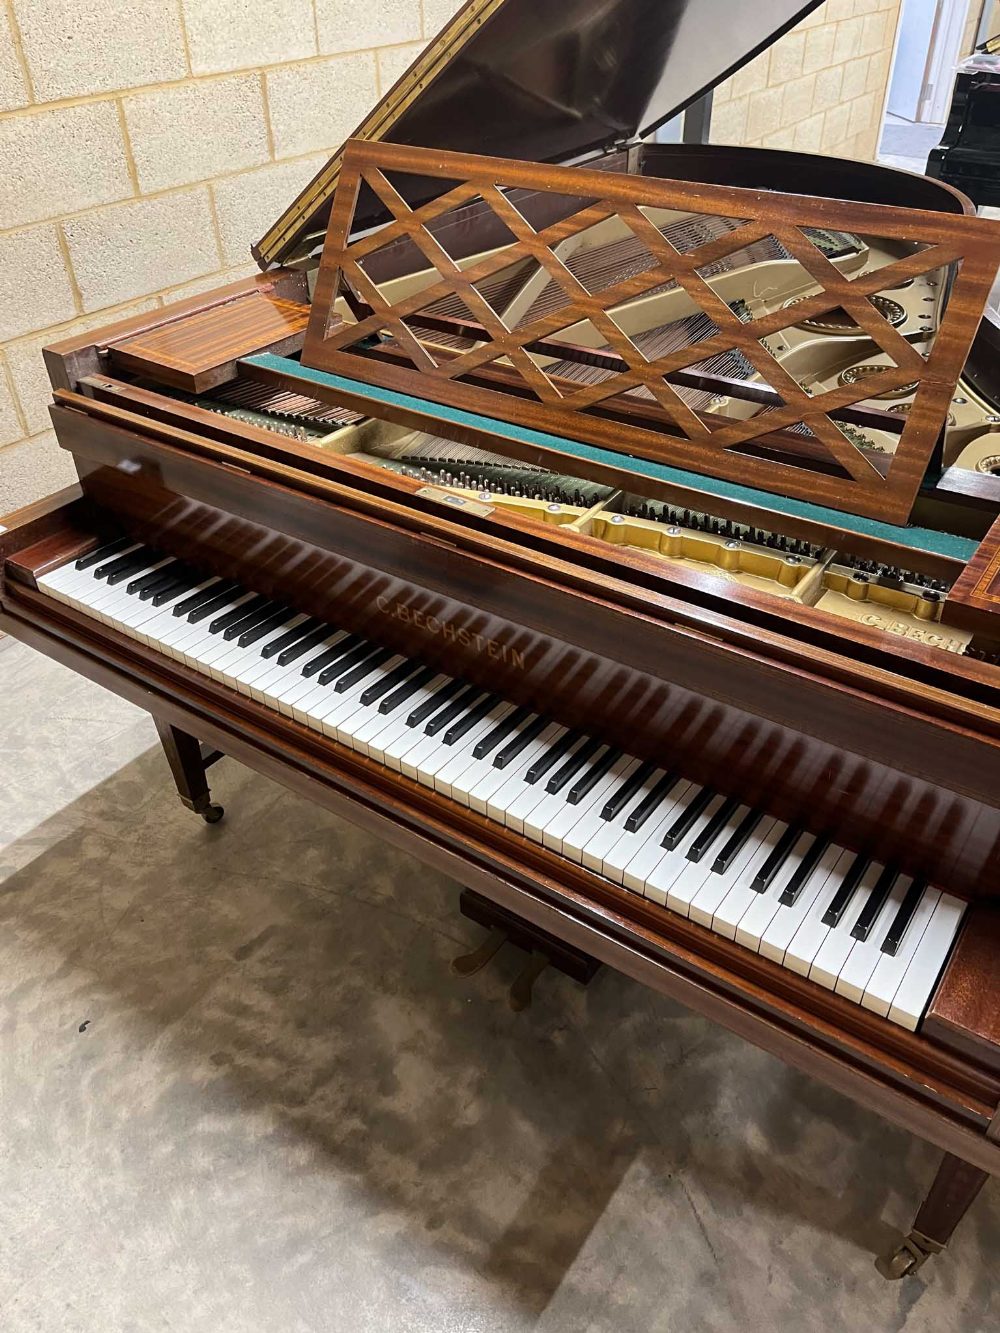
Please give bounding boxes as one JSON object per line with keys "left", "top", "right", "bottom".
{"left": 303, "top": 140, "right": 1000, "bottom": 524}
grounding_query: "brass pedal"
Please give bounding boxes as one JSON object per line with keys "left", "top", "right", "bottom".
{"left": 509, "top": 950, "right": 549, "bottom": 1011}
{"left": 451, "top": 926, "right": 507, "bottom": 977}
{"left": 453, "top": 890, "right": 601, "bottom": 1011}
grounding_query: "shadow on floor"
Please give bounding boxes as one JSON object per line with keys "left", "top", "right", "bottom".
{"left": 1, "top": 683, "right": 998, "bottom": 1330}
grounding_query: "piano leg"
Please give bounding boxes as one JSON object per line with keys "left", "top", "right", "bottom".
{"left": 154, "top": 719, "right": 225, "bottom": 824}
{"left": 876, "top": 1152, "right": 989, "bottom": 1279}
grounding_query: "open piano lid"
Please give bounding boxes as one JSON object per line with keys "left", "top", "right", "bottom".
{"left": 254, "top": 0, "right": 824, "bottom": 268}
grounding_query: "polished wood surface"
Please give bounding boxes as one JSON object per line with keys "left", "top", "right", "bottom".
{"left": 925, "top": 910, "right": 1000, "bottom": 1073}
{"left": 304, "top": 138, "right": 1000, "bottom": 524}
{"left": 108, "top": 292, "right": 310, "bottom": 393}
{"left": 945, "top": 512, "right": 1000, "bottom": 638}
{"left": 42, "top": 270, "right": 308, "bottom": 397}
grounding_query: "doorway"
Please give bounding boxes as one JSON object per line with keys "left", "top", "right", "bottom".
{"left": 878, "top": 0, "right": 984, "bottom": 171}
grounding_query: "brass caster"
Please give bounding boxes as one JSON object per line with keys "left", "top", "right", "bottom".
{"left": 875, "top": 1231, "right": 942, "bottom": 1280}
{"left": 452, "top": 926, "right": 507, "bottom": 977}
{"left": 509, "top": 951, "right": 549, "bottom": 1012}
{"left": 201, "top": 803, "right": 225, "bottom": 824}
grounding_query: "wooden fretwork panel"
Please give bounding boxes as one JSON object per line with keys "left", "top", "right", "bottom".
{"left": 304, "top": 139, "right": 1000, "bottom": 524}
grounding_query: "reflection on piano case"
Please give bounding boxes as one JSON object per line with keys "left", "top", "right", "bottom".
{"left": 3, "top": 0, "right": 1000, "bottom": 1283}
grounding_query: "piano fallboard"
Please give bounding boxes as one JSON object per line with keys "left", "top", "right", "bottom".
{"left": 33, "top": 392, "right": 1000, "bottom": 902}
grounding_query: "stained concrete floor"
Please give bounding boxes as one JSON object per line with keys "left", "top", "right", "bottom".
{"left": 1, "top": 635, "right": 998, "bottom": 1333}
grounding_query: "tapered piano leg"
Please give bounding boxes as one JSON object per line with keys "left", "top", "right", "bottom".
{"left": 154, "top": 720, "right": 224, "bottom": 824}
{"left": 876, "top": 1152, "right": 989, "bottom": 1279}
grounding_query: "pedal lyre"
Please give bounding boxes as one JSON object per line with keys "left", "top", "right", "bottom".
{"left": 451, "top": 890, "right": 601, "bottom": 1011}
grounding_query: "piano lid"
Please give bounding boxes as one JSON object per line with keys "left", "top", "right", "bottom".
{"left": 254, "top": 0, "right": 824, "bottom": 268}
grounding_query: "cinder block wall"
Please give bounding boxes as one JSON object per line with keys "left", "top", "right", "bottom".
{"left": 711, "top": 0, "right": 902, "bottom": 158}
{"left": 0, "top": 0, "right": 905, "bottom": 514}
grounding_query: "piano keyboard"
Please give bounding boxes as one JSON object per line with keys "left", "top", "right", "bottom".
{"left": 35, "top": 540, "right": 967, "bottom": 1032}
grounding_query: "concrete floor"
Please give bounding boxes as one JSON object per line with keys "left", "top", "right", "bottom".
{"left": 1, "top": 637, "right": 998, "bottom": 1333}
{"left": 876, "top": 115, "right": 946, "bottom": 175}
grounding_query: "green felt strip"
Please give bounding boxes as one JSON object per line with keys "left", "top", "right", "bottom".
{"left": 245, "top": 353, "right": 977, "bottom": 562}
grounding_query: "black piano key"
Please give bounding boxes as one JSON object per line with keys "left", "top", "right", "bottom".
{"left": 261, "top": 616, "right": 325, "bottom": 659}
{"left": 360, "top": 659, "right": 419, "bottom": 707}
{"left": 686, "top": 795, "right": 741, "bottom": 863}
{"left": 821, "top": 852, "right": 871, "bottom": 926}
{"left": 380, "top": 665, "right": 436, "bottom": 715}
{"left": 102, "top": 548, "right": 160, "bottom": 585}
{"left": 624, "top": 771, "right": 679, "bottom": 833}
{"left": 93, "top": 544, "right": 152, "bottom": 580}
{"left": 601, "top": 761, "right": 656, "bottom": 822}
{"left": 148, "top": 569, "right": 201, "bottom": 606}
{"left": 492, "top": 715, "right": 548, "bottom": 769}
{"left": 276, "top": 622, "right": 337, "bottom": 666}
{"left": 237, "top": 606, "right": 296, "bottom": 649}
{"left": 173, "top": 579, "right": 239, "bottom": 619}
{"left": 406, "top": 677, "right": 464, "bottom": 728}
{"left": 778, "top": 836, "right": 830, "bottom": 906}
{"left": 443, "top": 692, "right": 502, "bottom": 746}
{"left": 333, "top": 646, "right": 394, "bottom": 694}
{"left": 880, "top": 878, "right": 927, "bottom": 957}
{"left": 76, "top": 536, "right": 132, "bottom": 570}
{"left": 545, "top": 737, "right": 603, "bottom": 795}
{"left": 301, "top": 633, "right": 362, "bottom": 678}
{"left": 750, "top": 823, "right": 802, "bottom": 893}
{"left": 222, "top": 599, "right": 282, "bottom": 641}
{"left": 187, "top": 585, "right": 248, "bottom": 625}
{"left": 567, "top": 746, "right": 623, "bottom": 805}
{"left": 524, "top": 730, "right": 584, "bottom": 785}
{"left": 210, "top": 593, "right": 272, "bottom": 636}
{"left": 472, "top": 706, "right": 531, "bottom": 760}
{"left": 661, "top": 786, "right": 714, "bottom": 852}
{"left": 424, "top": 685, "right": 485, "bottom": 738}
{"left": 312, "top": 638, "right": 372, "bottom": 684}
{"left": 711, "top": 807, "right": 764, "bottom": 873}
{"left": 126, "top": 559, "right": 181, "bottom": 596}
{"left": 851, "top": 865, "right": 899, "bottom": 942}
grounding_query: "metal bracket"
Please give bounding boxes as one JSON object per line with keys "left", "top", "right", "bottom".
{"left": 875, "top": 1230, "right": 945, "bottom": 1280}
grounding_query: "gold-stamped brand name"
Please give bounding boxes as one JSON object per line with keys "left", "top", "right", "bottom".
{"left": 376, "top": 595, "right": 526, "bottom": 670}
{"left": 859, "top": 612, "right": 967, "bottom": 653}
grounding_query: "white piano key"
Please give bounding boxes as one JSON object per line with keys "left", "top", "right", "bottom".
{"left": 365, "top": 677, "right": 451, "bottom": 767}
{"left": 809, "top": 861, "right": 884, "bottom": 990}
{"left": 433, "top": 703, "right": 517, "bottom": 801}
{"left": 682, "top": 805, "right": 761, "bottom": 926}
{"left": 617, "top": 781, "right": 695, "bottom": 891}
{"left": 835, "top": 873, "right": 912, "bottom": 1004}
{"left": 324, "top": 657, "right": 410, "bottom": 746}
{"left": 485, "top": 726, "right": 568, "bottom": 824}
{"left": 861, "top": 886, "right": 941, "bottom": 1018}
{"left": 642, "top": 789, "right": 730, "bottom": 906}
{"left": 773, "top": 847, "right": 853, "bottom": 975}
{"left": 539, "top": 752, "right": 630, "bottom": 853}
{"left": 433, "top": 703, "right": 516, "bottom": 797}
{"left": 521, "top": 745, "right": 610, "bottom": 845}
{"left": 503, "top": 736, "right": 582, "bottom": 833}
{"left": 746, "top": 837, "right": 848, "bottom": 965}
{"left": 473, "top": 723, "right": 560, "bottom": 817}
{"left": 430, "top": 711, "right": 532, "bottom": 806}
{"left": 704, "top": 818, "right": 784, "bottom": 938}
{"left": 558, "top": 758, "right": 641, "bottom": 861}
{"left": 889, "top": 893, "right": 967, "bottom": 1031}
{"left": 579, "top": 766, "right": 671, "bottom": 872}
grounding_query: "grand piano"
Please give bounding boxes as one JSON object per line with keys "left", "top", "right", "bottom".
{"left": 3, "top": 0, "right": 1000, "bottom": 1280}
